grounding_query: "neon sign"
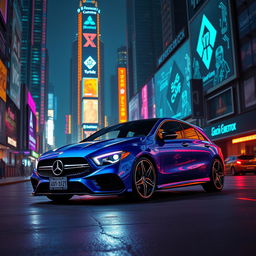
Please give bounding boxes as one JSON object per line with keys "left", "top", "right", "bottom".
{"left": 211, "top": 122, "right": 237, "bottom": 137}
{"left": 83, "top": 33, "right": 97, "bottom": 48}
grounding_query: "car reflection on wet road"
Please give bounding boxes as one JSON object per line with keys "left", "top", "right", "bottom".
{"left": 0, "top": 176, "right": 256, "bottom": 256}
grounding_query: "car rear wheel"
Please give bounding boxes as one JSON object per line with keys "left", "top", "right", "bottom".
{"left": 132, "top": 158, "right": 156, "bottom": 200}
{"left": 47, "top": 195, "right": 73, "bottom": 202}
{"left": 231, "top": 167, "right": 236, "bottom": 176}
{"left": 202, "top": 159, "right": 224, "bottom": 192}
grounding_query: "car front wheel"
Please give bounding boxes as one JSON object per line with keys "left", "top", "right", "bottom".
{"left": 202, "top": 159, "right": 224, "bottom": 192}
{"left": 132, "top": 157, "right": 156, "bottom": 200}
{"left": 47, "top": 195, "right": 73, "bottom": 202}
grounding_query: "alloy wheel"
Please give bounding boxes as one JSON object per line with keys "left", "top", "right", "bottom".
{"left": 213, "top": 160, "right": 224, "bottom": 190}
{"left": 134, "top": 159, "right": 156, "bottom": 199}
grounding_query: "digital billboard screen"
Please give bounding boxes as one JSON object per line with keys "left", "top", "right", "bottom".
{"left": 140, "top": 84, "right": 148, "bottom": 119}
{"left": 0, "top": 99, "right": 5, "bottom": 144}
{"left": 154, "top": 40, "right": 192, "bottom": 120}
{"left": 147, "top": 79, "right": 156, "bottom": 118}
{"left": 0, "top": 59, "right": 7, "bottom": 102}
{"left": 189, "top": 0, "right": 236, "bottom": 91}
{"left": 5, "top": 97, "right": 18, "bottom": 148}
{"left": 82, "top": 99, "right": 98, "bottom": 124}
{"left": 28, "top": 108, "right": 36, "bottom": 151}
{"left": 118, "top": 67, "right": 128, "bottom": 123}
{"left": 82, "top": 78, "right": 98, "bottom": 98}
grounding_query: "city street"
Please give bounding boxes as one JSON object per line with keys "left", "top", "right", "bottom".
{"left": 0, "top": 176, "right": 256, "bottom": 256}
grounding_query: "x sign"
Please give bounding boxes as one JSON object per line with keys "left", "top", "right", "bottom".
{"left": 83, "top": 33, "right": 97, "bottom": 48}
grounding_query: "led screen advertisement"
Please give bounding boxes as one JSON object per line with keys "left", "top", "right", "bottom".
{"left": 28, "top": 108, "right": 37, "bottom": 151}
{"left": 81, "top": 4, "right": 99, "bottom": 79}
{"left": 118, "top": 67, "right": 128, "bottom": 123}
{"left": 82, "top": 99, "right": 98, "bottom": 124}
{"left": 5, "top": 97, "right": 19, "bottom": 148}
{"left": 82, "top": 78, "right": 98, "bottom": 97}
{"left": 189, "top": 0, "right": 236, "bottom": 91}
{"left": 0, "top": 59, "right": 7, "bottom": 102}
{"left": 140, "top": 84, "right": 148, "bottom": 119}
{"left": 147, "top": 79, "right": 156, "bottom": 118}
{"left": 154, "top": 40, "right": 192, "bottom": 120}
{"left": 0, "top": 99, "right": 5, "bottom": 144}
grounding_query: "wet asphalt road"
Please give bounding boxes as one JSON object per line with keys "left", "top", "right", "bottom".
{"left": 0, "top": 176, "right": 256, "bottom": 256}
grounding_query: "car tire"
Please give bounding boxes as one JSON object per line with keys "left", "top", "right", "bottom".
{"left": 47, "top": 195, "right": 73, "bottom": 202}
{"left": 202, "top": 159, "right": 224, "bottom": 193}
{"left": 231, "top": 167, "right": 236, "bottom": 176}
{"left": 132, "top": 157, "right": 156, "bottom": 200}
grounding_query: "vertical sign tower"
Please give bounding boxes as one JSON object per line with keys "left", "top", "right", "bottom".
{"left": 77, "top": 0, "right": 101, "bottom": 139}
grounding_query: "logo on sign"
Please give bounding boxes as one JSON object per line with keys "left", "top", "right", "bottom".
{"left": 83, "top": 16, "right": 96, "bottom": 30}
{"left": 83, "top": 33, "right": 96, "bottom": 48}
{"left": 196, "top": 15, "right": 217, "bottom": 69}
{"left": 167, "top": 61, "right": 184, "bottom": 113}
{"left": 84, "top": 56, "right": 96, "bottom": 70}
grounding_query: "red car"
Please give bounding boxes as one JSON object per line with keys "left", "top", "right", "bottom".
{"left": 225, "top": 155, "right": 256, "bottom": 175}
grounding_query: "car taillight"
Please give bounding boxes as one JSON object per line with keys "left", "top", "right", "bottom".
{"left": 236, "top": 160, "right": 242, "bottom": 165}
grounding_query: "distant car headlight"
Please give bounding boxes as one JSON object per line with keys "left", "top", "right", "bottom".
{"left": 92, "top": 151, "right": 130, "bottom": 166}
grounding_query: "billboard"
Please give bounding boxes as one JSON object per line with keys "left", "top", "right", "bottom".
{"left": 189, "top": 0, "right": 236, "bottom": 91}
{"left": 9, "top": 2, "right": 21, "bottom": 109}
{"left": 140, "top": 84, "right": 148, "bottom": 119}
{"left": 129, "top": 93, "right": 140, "bottom": 121}
{"left": 28, "top": 108, "right": 37, "bottom": 151}
{"left": 154, "top": 40, "right": 192, "bottom": 120}
{"left": 5, "top": 98, "right": 18, "bottom": 148}
{"left": 0, "top": 99, "right": 5, "bottom": 144}
{"left": 28, "top": 92, "right": 36, "bottom": 114}
{"left": 78, "top": 2, "right": 100, "bottom": 134}
{"left": 0, "top": 59, "right": 7, "bottom": 102}
{"left": 0, "top": 0, "right": 7, "bottom": 23}
{"left": 82, "top": 99, "right": 98, "bottom": 124}
{"left": 82, "top": 78, "right": 98, "bottom": 97}
{"left": 148, "top": 79, "right": 156, "bottom": 118}
{"left": 118, "top": 67, "right": 128, "bottom": 123}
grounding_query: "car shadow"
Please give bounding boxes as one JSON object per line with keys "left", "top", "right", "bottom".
{"left": 31, "top": 187, "right": 231, "bottom": 207}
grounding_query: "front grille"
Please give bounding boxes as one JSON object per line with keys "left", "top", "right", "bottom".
{"left": 36, "top": 182, "right": 91, "bottom": 194}
{"left": 37, "top": 157, "right": 91, "bottom": 177}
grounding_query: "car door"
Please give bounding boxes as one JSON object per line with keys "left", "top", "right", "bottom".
{"left": 154, "top": 121, "right": 192, "bottom": 185}
{"left": 179, "top": 122, "right": 215, "bottom": 180}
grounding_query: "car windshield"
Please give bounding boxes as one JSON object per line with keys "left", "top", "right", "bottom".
{"left": 82, "top": 119, "right": 159, "bottom": 142}
{"left": 238, "top": 155, "right": 255, "bottom": 160}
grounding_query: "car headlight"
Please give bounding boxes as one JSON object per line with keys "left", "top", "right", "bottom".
{"left": 92, "top": 151, "right": 130, "bottom": 166}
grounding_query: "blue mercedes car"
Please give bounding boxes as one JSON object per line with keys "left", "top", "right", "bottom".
{"left": 31, "top": 118, "right": 225, "bottom": 202}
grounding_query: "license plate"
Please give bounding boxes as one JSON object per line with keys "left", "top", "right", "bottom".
{"left": 49, "top": 177, "right": 67, "bottom": 190}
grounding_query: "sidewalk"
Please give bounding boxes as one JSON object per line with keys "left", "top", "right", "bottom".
{"left": 0, "top": 176, "right": 31, "bottom": 186}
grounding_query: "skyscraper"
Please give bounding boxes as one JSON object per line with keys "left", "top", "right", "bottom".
{"left": 126, "top": 0, "right": 163, "bottom": 99}
{"left": 160, "top": 0, "right": 188, "bottom": 49}
{"left": 21, "top": 0, "right": 49, "bottom": 152}
{"left": 77, "top": 0, "right": 101, "bottom": 140}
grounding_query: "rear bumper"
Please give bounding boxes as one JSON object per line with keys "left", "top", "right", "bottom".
{"left": 235, "top": 165, "right": 256, "bottom": 173}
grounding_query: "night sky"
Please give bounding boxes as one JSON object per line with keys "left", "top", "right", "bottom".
{"left": 47, "top": 0, "right": 126, "bottom": 147}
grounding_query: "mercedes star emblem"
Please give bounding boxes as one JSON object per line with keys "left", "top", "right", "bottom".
{"left": 52, "top": 160, "right": 64, "bottom": 176}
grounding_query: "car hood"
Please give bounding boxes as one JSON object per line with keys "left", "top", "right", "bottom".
{"left": 40, "top": 137, "right": 143, "bottom": 159}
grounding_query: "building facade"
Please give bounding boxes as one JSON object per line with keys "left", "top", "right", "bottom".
{"left": 126, "top": 0, "right": 163, "bottom": 99}
{"left": 128, "top": 0, "right": 256, "bottom": 159}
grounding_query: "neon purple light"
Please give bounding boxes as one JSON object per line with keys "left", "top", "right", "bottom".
{"left": 141, "top": 84, "right": 148, "bottom": 119}
{"left": 27, "top": 92, "right": 36, "bottom": 114}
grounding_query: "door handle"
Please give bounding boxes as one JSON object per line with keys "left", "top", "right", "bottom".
{"left": 182, "top": 142, "right": 189, "bottom": 147}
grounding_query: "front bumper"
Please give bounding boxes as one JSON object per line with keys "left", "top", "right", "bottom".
{"left": 31, "top": 157, "right": 134, "bottom": 196}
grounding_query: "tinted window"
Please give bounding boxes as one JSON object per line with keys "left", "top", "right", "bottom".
{"left": 181, "top": 123, "right": 199, "bottom": 140}
{"left": 83, "top": 119, "right": 158, "bottom": 142}
{"left": 196, "top": 130, "right": 208, "bottom": 141}
{"left": 158, "top": 121, "right": 183, "bottom": 139}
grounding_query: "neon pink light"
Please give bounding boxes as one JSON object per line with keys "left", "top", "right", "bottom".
{"left": 237, "top": 198, "right": 256, "bottom": 202}
{"left": 141, "top": 84, "right": 148, "bottom": 119}
{"left": 28, "top": 92, "right": 36, "bottom": 114}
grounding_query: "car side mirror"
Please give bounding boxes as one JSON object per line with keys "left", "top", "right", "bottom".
{"left": 161, "top": 131, "right": 178, "bottom": 140}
